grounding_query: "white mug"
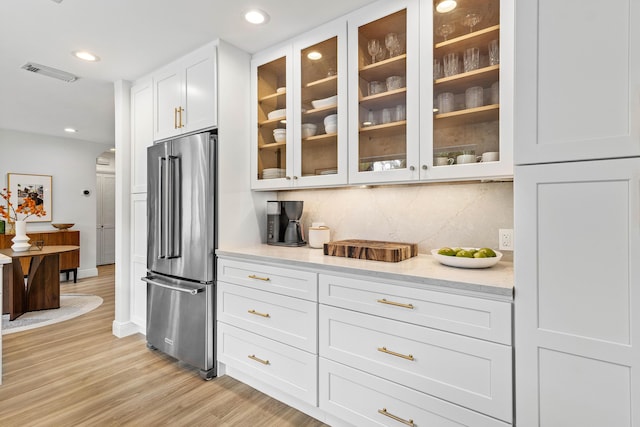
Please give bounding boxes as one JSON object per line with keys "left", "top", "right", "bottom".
{"left": 308, "top": 226, "right": 331, "bottom": 248}
{"left": 435, "top": 156, "right": 454, "bottom": 166}
{"left": 479, "top": 151, "right": 499, "bottom": 162}
{"left": 457, "top": 154, "right": 477, "bottom": 164}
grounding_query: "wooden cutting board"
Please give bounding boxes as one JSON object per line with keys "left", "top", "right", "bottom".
{"left": 323, "top": 239, "right": 418, "bottom": 263}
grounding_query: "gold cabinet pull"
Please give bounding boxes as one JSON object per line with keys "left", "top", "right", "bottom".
{"left": 377, "top": 298, "right": 414, "bottom": 309}
{"left": 174, "top": 107, "right": 179, "bottom": 129}
{"left": 248, "top": 309, "right": 270, "bottom": 318}
{"left": 248, "top": 354, "right": 269, "bottom": 365}
{"left": 248, "top": 274, "right": 270, "bottom": 281}
{"left": 377, "top": 346, "right": 414, "bottom": 361}
{"left": 378, "top": 408, "right": 414, "bottom": 426}
{"left": 178, "top": 106, "right": 184, "bottom": 128}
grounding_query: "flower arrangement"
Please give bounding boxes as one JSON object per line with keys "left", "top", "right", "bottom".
{"left": 0, "top": 187, "right": 47, "bottom": 222}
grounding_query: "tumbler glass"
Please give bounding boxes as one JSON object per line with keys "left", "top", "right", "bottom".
{"left": 443, "top": 53, "right": 459, "bottom": 77}
{"left": 489, "top": 39, "right": 500, "bottom": 65}
{"left": 463, "top": 47, "right": 480, "bottom": 72}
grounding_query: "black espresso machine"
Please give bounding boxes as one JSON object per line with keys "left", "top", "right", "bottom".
{"left": 267, "top": 201, "right": 306, "bottom": 246}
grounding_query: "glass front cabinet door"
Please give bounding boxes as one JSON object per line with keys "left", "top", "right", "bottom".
{"left": 421, "top": 0, "right": 513, "bottom": 181}
{"left": 348, "top": 0, "right": 420, "bottom": 184}
{"left": 251, "top": 45, "right": 293, "bottom": 189}
{"left": 293, "top": 21, "right": 348, "bottom": 187}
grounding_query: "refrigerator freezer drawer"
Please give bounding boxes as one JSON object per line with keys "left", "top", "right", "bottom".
{"left": 145, "top": 275, "right": 215, "bottom": 375}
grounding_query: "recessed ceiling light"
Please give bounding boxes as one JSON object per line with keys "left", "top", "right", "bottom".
{"left": 64, "top": 128, "right": 77, "bottom": 133}
{"left": 435, "top": 0, "right": 457, "bottom": 13}
{"left": 307, "top": 51, "right": 322, "bottom": 60}
{"left": 73, "top": 51, "right": 100, "bottom": 62}
{"left": 245, "top": 9, "right": 269, "bottom": 24}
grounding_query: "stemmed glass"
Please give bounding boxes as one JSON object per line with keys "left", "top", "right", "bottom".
{"left": 462, "top": 12, "right": 482, "bottom": 33}
{"left": 367, "top": 39, "right": 381, "bottom": 64}
{"left": 435, "top": 23, "right": 455, "bottom": 41}
{"left": 385, "top": 33, "right": 400, "bottom": 57}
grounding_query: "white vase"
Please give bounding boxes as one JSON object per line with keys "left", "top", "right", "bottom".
{"left": 11, "top": 220, "right": 31, "bottom": 252}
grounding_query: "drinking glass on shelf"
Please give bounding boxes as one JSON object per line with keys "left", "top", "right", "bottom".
{"left": 443, "top": 52, "right": 459, "bottom": 77}
{"left": 435, "top": 23, "right": 455, "bottom": 41}
{"left": 367, "top": 39, "right": 381, "bottom": 64}
{"left": 463, "top": 47, "right": 480, "bottom": 72}
{"left": 385, "top": 32, "right": 400, "bottom": 57}
{"left": 462, "top": 12, "right": 482, "bottom": 33}
{"left": 434, "top": 59, "right": 443, "bottom": 80}
{"left": 488, "top": 39, "right": 500, "bottom": 65}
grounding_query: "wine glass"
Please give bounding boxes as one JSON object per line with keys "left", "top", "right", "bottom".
{"left": 462, "top": 12, "right": 482, "bottom": 33}
{"left": 384, "top": 33, "right": 399, "bottom": 57}
{"left": 435, "top": 23, "right": 455, "bottom": 41}
{"left": 367, "top": 39, "right": 381, "bottom": 64}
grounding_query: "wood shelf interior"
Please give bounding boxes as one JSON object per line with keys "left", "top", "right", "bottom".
{"left": 434, "top": 104, "right": 499, "bottom": 128}
{"left": 434, "top": 65, "right": 499, "bottom": 95}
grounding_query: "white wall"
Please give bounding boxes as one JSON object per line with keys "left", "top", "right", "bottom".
{"left": 0, "top": 128, "right": 111, "bottom": 277}
{"left": 279, "top": 181, "right": 514, "bottom": 259}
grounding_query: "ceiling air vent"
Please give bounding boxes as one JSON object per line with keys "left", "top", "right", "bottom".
{"left": 21, "top": 62, "right": 78, "bottom": 83}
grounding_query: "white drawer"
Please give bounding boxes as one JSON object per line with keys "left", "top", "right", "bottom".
{"left": 320, "top": 358, "right": 511, "bottom": 427}
{"left": 217, "top": 282, "right": 317, "bottom": 353}
{"left": 217, "top": 258, "right": 317, "bottom": 301}
{"left": 218, "top": 322, "right": 317, "bottom": 405}
{"left": 320, "top": 305, "right": 512, "bottom": 422}
{"left": 319, "top": 273, "right": 512, "bottom": 345}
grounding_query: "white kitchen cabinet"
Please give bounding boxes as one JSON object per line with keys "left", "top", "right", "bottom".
{"left": 130, "top": 79, "right": 153, "bottom": 193}
{"left": 420, "top": 0, "right": 514, "bottom": 181}
{"left": 251, "top": 20, "right": 348, "bottom": 190}
{"left": 514, "top": 0, "right": 640, "bottom": 164}
{"left": 216, "top": 257, "right": 319, "bottom": 405}
{"left": 347, "top": 0, "right": 420, "bottom": 184}
{"left": 514, "top": 158, "right": 640, "bottom": 426}
{"left": 130, "top": 193, "right": 147, "bottom": 330}
{"left": 153, "top": 42, "right": 217, "bottom": 141}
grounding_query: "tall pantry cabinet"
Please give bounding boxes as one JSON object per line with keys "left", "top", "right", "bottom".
{"left": 514, "top": 0, "right": 640, "bottom": 425}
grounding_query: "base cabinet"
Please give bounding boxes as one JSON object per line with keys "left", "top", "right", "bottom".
{"left": 217, "top": 254, "right": 513, "bottom": 426}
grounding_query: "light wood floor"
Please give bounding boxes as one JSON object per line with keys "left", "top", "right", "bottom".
{"left": 0, "top": 265, "right": 328, "bottom": 426}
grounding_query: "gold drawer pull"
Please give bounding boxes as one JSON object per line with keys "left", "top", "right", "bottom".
{"left": 378, "top": 346, "right": 414, "bottom": 361}
{"left": 377, "top": 298, "right": 414, "bottom": 309}
{"left": 248, "top": 309, "right": 270, "bottom": 318}
{"left": 248, "top": 354, "right": 269, "bottom": 365}
{"left": 248, "top": 274, "right": 270, "bottom": 281}
{"left": 378, "top": 408, "right": 414, "bottom": 426}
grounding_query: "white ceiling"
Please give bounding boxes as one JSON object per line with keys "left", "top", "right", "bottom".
{"left": 0, "top": 0, "right": 376, "bottom": 146}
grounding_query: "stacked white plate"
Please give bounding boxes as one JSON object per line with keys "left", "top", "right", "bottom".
{"left": 262, "top": 168, "right": 286, "bottom": 179}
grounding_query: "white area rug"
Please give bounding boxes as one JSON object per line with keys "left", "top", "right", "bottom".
{"left": 2, "top": 294, "right": 103, "bottom": 335}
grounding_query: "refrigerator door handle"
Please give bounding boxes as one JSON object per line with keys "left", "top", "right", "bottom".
{"left": 158, "top": 156, "right": 167, "bottom": 259}
{"left": 168, "top": 155, "right": 181, "bottom": 258}
{"left": 142, "top": 276, "right": 204, "bottom": 295}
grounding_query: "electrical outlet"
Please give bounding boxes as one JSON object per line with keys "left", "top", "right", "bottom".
{"left": 499, "top": 229, "right": 514, "bottom": 251}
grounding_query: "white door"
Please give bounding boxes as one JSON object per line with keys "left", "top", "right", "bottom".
{"left": 514, "top": 0, "right": 640, "bottom": 164}
{"left": 514, "top": 158, "right": 640, "bottom": 426}
{"left": 96, "top": 173, "right": 116, "bottom": 265}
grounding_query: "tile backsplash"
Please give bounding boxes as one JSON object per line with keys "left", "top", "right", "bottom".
{"left": 278, "top": 181, "right": 513, "bottom": 258}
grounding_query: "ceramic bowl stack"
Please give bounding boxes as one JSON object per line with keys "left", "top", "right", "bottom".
{"left": 273, "top": 128, "right": 286, "bottom": 143}
{"left": 324, "top": 114, "right": 337, "bottom": 134}
{"left": 301, "top": 123, "right": 317, "bottom": 138}
{"left": 311, "top": 95, "right": 338, "bottom": 109}
{"left": 262, "top": 168, "right": 286, "bottom": 179}
{"left": 267, "top": 108, "right": 286, "bottom": 120}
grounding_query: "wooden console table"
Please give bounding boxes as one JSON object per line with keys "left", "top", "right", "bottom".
{"left": 0, "top": 246, "right": 79, "bottom": 321}
{"left": 0, "top": 230, "right": 79, "bottom": 282}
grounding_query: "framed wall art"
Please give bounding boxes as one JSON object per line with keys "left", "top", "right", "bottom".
{"left": 7, "top": 173, "right": 52, "bottom": 222}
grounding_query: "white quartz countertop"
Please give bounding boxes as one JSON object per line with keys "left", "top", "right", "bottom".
{"left": 0, "top": 253, "right": 10, "bottom": 264}
{"left": 217, "top": 245, "right": 513, "bottom": 300}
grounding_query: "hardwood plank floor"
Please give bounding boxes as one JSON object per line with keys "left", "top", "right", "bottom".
{"left": 0, "top": 265, "right": 328, "bottom": 426}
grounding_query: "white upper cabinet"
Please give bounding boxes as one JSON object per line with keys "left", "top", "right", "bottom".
{"left": 422, "top": 0, "right": 514, "bottom": 181}
{"left": 251, "top": 21, "right": 347, "bottom": 190}
{"left": 514, "top": 0, "right": 640, "bottom": 164}
{"left": 130, "top": 79, "right": 153, "bottom": 193}
{"left": 347, "top": 0, "right": 420, "bottom": 184}
{"left": 153, "top": 42, "right": 217, "bottom": 141}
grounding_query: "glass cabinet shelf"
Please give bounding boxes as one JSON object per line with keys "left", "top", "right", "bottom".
{"left": 434, "top": 104, "right": 499, "bottom": 128}
{"left": 435, "top": 64, "right": 499, "bottom": 92}
{"left": 434, "top": 25, "right": 500, "bottom": 53}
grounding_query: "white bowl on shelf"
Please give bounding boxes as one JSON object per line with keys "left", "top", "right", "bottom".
{"left": 311, "top": 95, "right": 337, "bottom": 109}
{"left": 276, "top": 87, "right": 286, "bottom": 93}
{"left": 301, "top": 123, "right": 317, "bottom": 138}
{"left": 267, "top": 108, "right": 286, "bottom": 120}
{"left": 325, "top": 124, "right": 337, "bottom": 134}
{"left": 273, "top": 133, "right": 286, "bottom": 143}
{"left": 323, "top": 114, "right": 338, "bottom": 127}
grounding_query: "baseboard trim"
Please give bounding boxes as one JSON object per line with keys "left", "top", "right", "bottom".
{"left": 112, "top": 320, "right": 143, "bottom": 338}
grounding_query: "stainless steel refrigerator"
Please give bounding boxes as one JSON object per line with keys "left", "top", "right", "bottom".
{"left": 142, "top": 130, "right": 217, "bottom": 380}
